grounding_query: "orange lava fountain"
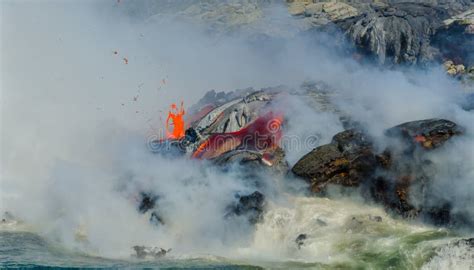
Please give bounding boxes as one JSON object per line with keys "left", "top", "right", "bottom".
{"left": 165, "top": 101, "right": 186, "bottom": 139}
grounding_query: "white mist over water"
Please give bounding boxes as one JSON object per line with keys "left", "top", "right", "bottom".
{"left": 1, "top": 0, "right": 473, "bottom": 267}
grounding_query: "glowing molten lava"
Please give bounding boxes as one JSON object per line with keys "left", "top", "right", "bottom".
{"left": 192, "top": 112, "right": 283, "bottom": 159}
{"left": 166, "top": 101, "right": 186, "bottom": 139}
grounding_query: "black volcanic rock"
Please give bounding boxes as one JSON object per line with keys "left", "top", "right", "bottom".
{"left": 292, "top": 129, "right": 377, "bottom": 192}
{"left": 369, "top": 119, "right": 463, "bottom": 224}
{"left": 338, "top": 3, "right": 450, "bottom": 65}
{"left": 138, "top": 192, "right": 158, "bottom": 213}
{"left": 292, "top": 119, "right": 466, "bottom": 227}
{"left": 226, "top": 191, "right": 265, "bottom": 224}
{"left": 332, "top": 128, "right": 372, "bottom": 153}
{"left": 138, "top": 192, "right": 165, "bottom": 226}
{"left": 295, "top": 233, "right": 307, "bottom": 249}
{"left": 386, "top": 118, "right": 463, "bottom": 150}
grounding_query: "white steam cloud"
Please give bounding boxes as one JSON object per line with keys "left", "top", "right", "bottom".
{"left": 1, "top": 0, "right": 473, "bottom": 262}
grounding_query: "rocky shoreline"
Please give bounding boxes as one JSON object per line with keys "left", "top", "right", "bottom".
{"left": 145, "top": 82, "right": 473, "bottom": 231}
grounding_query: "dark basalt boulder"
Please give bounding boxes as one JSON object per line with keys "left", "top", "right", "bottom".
{"left": 291, "top": 144, "right": 347, "bottom": 191}
{"left": 138, "top": 192, "right": 158, "bottom": 213}
{"left": 297, "top": 1, "right": 473, "bottom": 66}
{"left": 386, "top": 118, "right": 463, "bottom": 150}
{"left": 332, "top": 128, "right": 372, "bottom": 153}
{"left": 132, "top": 246, "right": 171, "bottom": 259}
{"left": 137, "top": 192, "right": 165, "bottom": 226}
{"left": 292, "top": 129, "right": 377, "bottom": 192}
{"left": 226, "top": 191, "right": 265, "bottom": 224}
{"left": 295, "top": 233, "right": 307, "bottom": 249}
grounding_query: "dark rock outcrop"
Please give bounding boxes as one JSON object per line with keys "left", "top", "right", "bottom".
{"left": 226, "top": 191, "right": 265, "bottom": 224}
{"left": 135, "top": 1, "right": 473, "bottom": 67}
{"left": 386, "top": 118, "right": 463, "bottom": 150}
{"left": 292, "top": 129, "right": 377, "bottom": 192}
{"left": 373, "top": 120, "right": 463, "bottom": 222}
{"left": 433, "top": 9, "right": 474, "bottom": 66}
{"left": 338, "top": 3, "right": 449, "bottom": 65}
{"left": 292, "top": 119, "right": 464, "bottom": 226}
{"left": 301, "top": 1, "right": 473, "bottom": 65}
{"left": 132, "top": 246, "right": 171, "bottom": 259}
{"left": 137, "top": 192, "right": 165, "bottom": 226}
{"left": 138, "top": 192, "right": 159, "bottom": 213}
{"left": 295, "top": 233, "right": 307, "bottom": 249}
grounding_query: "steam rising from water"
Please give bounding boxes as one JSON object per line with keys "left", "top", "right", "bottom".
{"left": 1, "top": 0, "right": 473, "bottom": 266}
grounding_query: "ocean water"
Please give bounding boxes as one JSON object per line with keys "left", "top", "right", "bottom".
{"left": 0, "top": 231, "right": 261, "bottom": 269}
{"left": 1, "top": 197, "right": 472, "bottom": 269}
